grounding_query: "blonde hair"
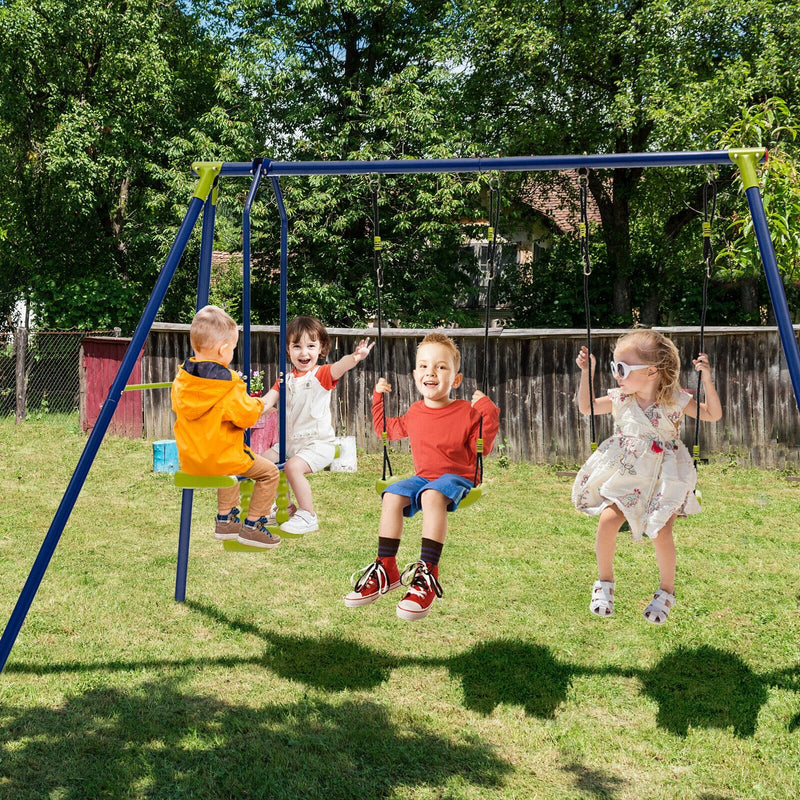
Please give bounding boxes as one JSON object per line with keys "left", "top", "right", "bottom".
{"left": 615, "top": 329, "right": 681, "bottom": 406}
{"left": 190, "top": 305, "right": 238, "bottom": 352}
{"left": 287, "top": 316, "right": 331, "bottom": 359}
{"left": 418, "top": 332, "right": 461, "bottom": 372}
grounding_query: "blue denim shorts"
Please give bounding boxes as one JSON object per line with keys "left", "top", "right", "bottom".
{"left": 382, "top": 473, "right": 475, "bottom": 517}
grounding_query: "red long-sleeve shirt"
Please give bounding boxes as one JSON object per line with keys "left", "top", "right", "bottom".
{"left": 372, "top": 392, "right": 500, "bottom": 481}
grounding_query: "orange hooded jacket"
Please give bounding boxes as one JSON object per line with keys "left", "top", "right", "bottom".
{"left": 171, "top": 358, "right": 264, "bottom": 476}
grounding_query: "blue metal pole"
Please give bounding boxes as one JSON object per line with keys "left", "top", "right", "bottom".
{"left": 743, "top": 186, "right": 800, "bottom": 411}
{"left": 175, "top": 181, "right": 218, "bottom": 601}
{"left": 201, "top": 149, "right": 763, "bottom": 179}
{"left": 175, "top": 178, "right": 223, "bottom": 603}
{"left": 271, "top": 176, "right": 288, "bottom": 467}
{"left": 0, "top": 194, "right": 207, "bottom": 673}
{"left": 197, "top": 182, "right": 218, "bottom": 309}
{"left": 242, "top": 159, "right": 264, "bottom": 412}
{"left": 175, "top": 492, "right": 194, "bottom": 601}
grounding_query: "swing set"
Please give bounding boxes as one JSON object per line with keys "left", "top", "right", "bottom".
{"left": 578, "top": 171, "right": 719, "bottom": 500}
{"left": 2, "top": 148, "right": 799, "bottom": 674}
{"left": 369, "top": 176, "right": 501, "bottom": 507}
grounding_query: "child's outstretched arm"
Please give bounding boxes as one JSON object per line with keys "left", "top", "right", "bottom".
{"left": 330, "top": 337, "right": 375, "bottom": 380}
{"left": 576, "top": 345, "right": 611, "bottom": 415}
{"left": 372, "top": 377, "right": 408, "bottom": 440}
{"left": 260, "top": 387, "right": 279, "bottom": 416}
{"left": 686, "top": 353, "right": 723, "bottom": 421}
{"left": 470, "top": 390, "right": 501, "bottom": 454}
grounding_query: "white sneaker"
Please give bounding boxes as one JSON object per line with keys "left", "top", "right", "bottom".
{"left": 279, "top": 509, "right": 319, "bottom": 535}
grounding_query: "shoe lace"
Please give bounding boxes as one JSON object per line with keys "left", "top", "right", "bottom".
{"left": 400, "top": 561, "right": 443, "bottom": 599}
{"left": 218, "top": 507, "right": 240, "bottom": 523}
{"left": 351, "top": 560, "right": 390, "bottom": 594}
{"left": 245, "top": 516, "right": 276, "bottom": 536}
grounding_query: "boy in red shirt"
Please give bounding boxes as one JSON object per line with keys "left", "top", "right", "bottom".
{"left": 171, "top": 305, "right": 281, "bottom": 549}
{"left": 344, "top": 332, "right": 500, "bottom": 620}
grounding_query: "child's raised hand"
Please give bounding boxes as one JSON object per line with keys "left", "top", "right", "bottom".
{"left": 576, "top": 345, "right": 595, "bottom": 372}
{"left": 352, "top": 337, "right": 375, "bottom": 362}
{"left": 693, "top": 353, "right": 712, "bottom": 377}
{"left": 471, "top": 389, "right": 486, "bottom": 406}
{"left": 375, "top": 377, "right": 392, "bottom": 394}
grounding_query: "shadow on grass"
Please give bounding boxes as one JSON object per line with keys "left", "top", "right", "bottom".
{"left": 0, "top": 678, "right": 509, "bottom": 800}
{"left": 445, "top": 639, "right": 572, "bottom": 719}
{"left": 8, "top": 600, "right": 800, "bottom": 741}
{"left": 191, "top": 603, "right": 800, "bottom": 739}
{"left": 637, "top": 645, "right": 768, "bottom": 737}
{"left": 562, "top": 761, "right": 627, "bottom": 800}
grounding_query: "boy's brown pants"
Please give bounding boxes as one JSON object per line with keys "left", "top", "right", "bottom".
{"left": 217, "top": 455, "right": 280, "bottom": 520}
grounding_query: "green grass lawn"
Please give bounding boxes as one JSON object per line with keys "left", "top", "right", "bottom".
{"left": 1, "top": 415, "right": 799, "bottom": 799}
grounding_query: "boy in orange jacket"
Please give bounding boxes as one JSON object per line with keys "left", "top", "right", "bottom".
{"left": 171, "top": 305, "right": 280, "bottom": 549}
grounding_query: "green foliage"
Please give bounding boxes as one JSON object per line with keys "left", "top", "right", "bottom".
{"left": 0, "top": 0, "right": 257, "bottom": 331}
{"left": 456, "top": 0, "right": 800, "bottom": 325}
{"left": 3, "top": 0, "right": 800, "bottom": 330}
{"left": 713, "top": 99, "right": 800, "bottom": 291}
{"left": 208, "top": 254, "right": 244, "bottom": 320}
{"left": 197, "top": 0, "right": 489, "bottom": 326}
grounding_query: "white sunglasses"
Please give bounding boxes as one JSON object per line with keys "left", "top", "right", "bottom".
{"left": 610, "top": 360, "right": 651, "bottom": 379}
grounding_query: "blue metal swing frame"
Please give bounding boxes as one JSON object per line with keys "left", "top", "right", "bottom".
{"left": 2, "top": 148, "right": 798, "bottom": 673}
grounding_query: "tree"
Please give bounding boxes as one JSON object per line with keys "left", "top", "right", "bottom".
{"left": 713, "top": 98, "right": 800, "bottom": 322}
{"left": 457, "top": 0, "right": 800, "bottom": 325}
{"left": 198, "top": 0, "right": 491, "bottom": 326}
{"left": 0, "top": 0, "right": 256, "bottom": 331}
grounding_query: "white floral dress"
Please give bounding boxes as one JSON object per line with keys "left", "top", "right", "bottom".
{"left": 572, "top": 388, "right": 701, "bottom": 540}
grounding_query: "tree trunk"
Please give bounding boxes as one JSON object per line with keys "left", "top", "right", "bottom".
{"left": 740, "top": 277, "right": 760, "bottom": 322}
{"left": 591, "top": 167, "right": 639, "bottom": 323}
{"left": 640, "top": 289, "right": 660, "bottom": 326}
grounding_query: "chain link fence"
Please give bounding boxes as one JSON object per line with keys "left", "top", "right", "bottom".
{"left": 0, "top": 327, "right": 117, "bottom": 419}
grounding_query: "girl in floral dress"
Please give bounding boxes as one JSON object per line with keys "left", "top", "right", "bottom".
{"left": 572, "top": 330, "right": 722, "bottom": 624}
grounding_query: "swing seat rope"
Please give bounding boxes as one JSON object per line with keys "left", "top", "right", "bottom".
{"left": 691, "top": 178, "right": 716, "bottom": 507}
{"left": 693, "top": 179, "right": 716, "bottom": 469}
{"left": 579, "top": 168, "right": 597, "bottom": 453}
{"left": 371, "top": 175, "right": 501, "bottom": 503}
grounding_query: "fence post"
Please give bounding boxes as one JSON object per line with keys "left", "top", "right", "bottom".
{"left": 14, "top": 326, "right": 27, "bottom": 424}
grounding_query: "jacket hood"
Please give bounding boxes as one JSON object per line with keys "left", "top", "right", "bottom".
{"left": 172, "top": 359, "right": 240, "bottom": 420}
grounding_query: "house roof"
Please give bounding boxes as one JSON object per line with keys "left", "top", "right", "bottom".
{"left": 521, "top": 173, "right": 603, "bottom": 235}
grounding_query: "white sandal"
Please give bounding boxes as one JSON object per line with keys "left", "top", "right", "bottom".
{"left": 643, "top": 589, "right": 675, "bottom": 625}
{"left": 589, "top": 580, "right": 615, "bottom": 617}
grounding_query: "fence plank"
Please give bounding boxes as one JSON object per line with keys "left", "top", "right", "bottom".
{"left": 144, "top": 324, "right": 800, "bottom": 468}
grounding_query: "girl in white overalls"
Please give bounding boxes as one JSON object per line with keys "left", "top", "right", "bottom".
{"left": 263, "top": 316, "right": 374, "bottom": 534}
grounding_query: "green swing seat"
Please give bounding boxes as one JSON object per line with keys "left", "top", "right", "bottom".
{"left": 374, "top": 476, "right": 484, "bottom": 508}
{"left": 173, "top": 470, "right": 289, "bottom": 551}
{"left": 174, "top": 471, "right": 238, "bottom": 490}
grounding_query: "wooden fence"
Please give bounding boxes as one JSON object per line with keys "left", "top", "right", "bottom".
{"left": 141, "top": 323, "right": 800, "bottom": 468}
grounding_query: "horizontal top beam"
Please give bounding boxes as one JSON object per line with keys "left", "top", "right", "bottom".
{"left": 203, "top": 149, "right": 765, "bottom": 179}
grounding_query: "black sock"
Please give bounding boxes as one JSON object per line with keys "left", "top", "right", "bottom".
{"left": 377, "top": 537, "right": 400, "bottom": 560}
{"left": 419, "top": 537, "right": 443, "bottom": 567}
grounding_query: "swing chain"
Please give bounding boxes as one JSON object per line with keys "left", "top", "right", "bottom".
{"left": 578, "top": 167, "right": 596, "bottom": 448}
{"left": 578, "top": 168, "right": 592, "bottom": 277}
{"left": 474, "top": 175, "right": 502, "bottom": 487}
{"left": 702, "top": 178, "right": 717, "bottom": 279}
{"left": 693, "top": 178, "right": 716, "bottom": 466}
{"left": 486, "top": 176, "right": 501, "bottom": 282}
{"left": 371, "top": 178, "right": 384, "bottom": 288}
{"left": 370, "top": 177, "right": 393, "bottom": 482}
